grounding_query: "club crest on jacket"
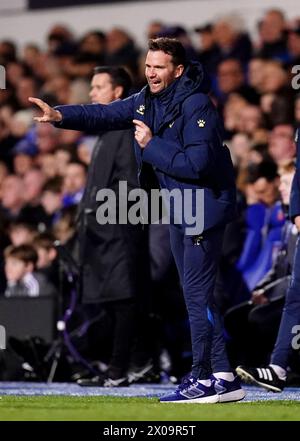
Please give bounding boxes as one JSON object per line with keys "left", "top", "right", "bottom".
{"left": 136, "top": 105, "right": 145, "bottom": 115}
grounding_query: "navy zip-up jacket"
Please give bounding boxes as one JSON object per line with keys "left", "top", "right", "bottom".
{"left": 290, "top": 128, "right": 300, "bottom": 222}
{"left": 54, "top": 61, "right": 236, "bottom": 233}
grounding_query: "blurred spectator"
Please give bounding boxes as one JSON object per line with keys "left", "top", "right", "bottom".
{"left": 247, "top": 161, "right": 280, "bottom": 206}
{"left": 216, "top": 59, "right": 259, "bottom": 107}
{"left": 13, "top": 153, "right": 34, "bottom": 177}
{"left": 41, "top": 176, "right": 63, "bottom": 225}
{"left": 22, "top": 168, "right": 46, "bottom": 205}
{"left": 0, "top": 175, "right": 24, "bottom": 221}
{"left": 53, "top": 205, "right": 77, "bottom": 245}
{"left": 228, "top": 133, "right": 252, "bottom": 195}
{"left": 33, "top": 232, "right": 57, "bottom": 270}
{"left": 260, "top": 92, "right": 276, "bottom": 116}
{"left": 229, "top": 133, "right": 252, "bottom": 168}
{"left": 0, "top": 79, "right": 15, "bottom": 108}
{"left": 32, "top": 232, "right": 59, "bottom": 290}
{"left": 105, "top": 27, "right": 140, "bottom": 78}
{"left": 37, "top": 153, "right": 58, "bottom": 178}
{"left": 62, "top": 161, "right": 87, "bottom": 207}
{"left": 69, "top": 78, "right": 90, "bottom": 104}
{"left": 194, "top": 23, "right": 220, "bottom": 74}
{"left": 36, "top": 123, "right": 59, "bottom": 154}
{"left": 287, "top": 23, "right": 300, "bottom": 64}
{"left": 0, "top": 40, "right": 16, "bottom": 63}
{"left": 18, "top": 168, "right": 49, "bottom": 228}
{"left": 0, "top": 107, "right": 16, "bottom": 159}
{"left": 53, "top": 43, "right": 77, "bottom": 77}
{"left": 77, "top": 136, "right": 96, "bottom": 165}
{"left": 223, "top": 94, "right": 248, "bottom": 135}
{"left": 213, "top": 14, "right": 252, "bottom": 65}
{"left": 54, "top": 146, "right": 74, "bottom": 176}
{"left": 146, "top": 21, "right": 165, "bottom": 39}
{"left": 4, "top": 244, "right": 56, "bottom": 298}
{"left": 16, "top": 76, "right": 39, "bottom": 109}
{"left": 267, "top": 93, "right": 295, "bottom": 127}
{"left": 259, "top": 61, "right": 288, "bottom": 94}
{"left": 9, "top": 110, "right": 34, "bottom": 139}
{"left": 217, "top": 59, "right": 244, "bottom": 94}
{"left": 22, "top": 44, "right": 41, "bottom": 71}
{"left": 8, "top": 222, "right": 36, "bottom": 246}
{"left": 158, "top": 25, "right": 198, "bottom": 61}
{"left": 237, "top": 105, "right": 263, "bottom": 136}
{"left": 6, "top": 61, "right": 32, "bottom": 89}
{"left": 47, "top": 24, "right": 75, "bottom": 54}
{"left": 268, "top": 124, "right": 296, "bottom": 165}
{"left": 79, "top": 30, "right": 106, "bottom": 63}
{"left": 248, "top": 143, "right": 272, "bottom": 165}
{"left": 256, "top": 9, "right": 289, "bottom": 62}
{"left": 12, "top": 126, "right": 38, "bottom": 158}
{"left": 43, "top": 74, "right": 71, "bottom": 104}
{"left": 236, "top": 161, "right": 285, "bottom": 292}
{"left": 68, "top": 51, "right": 101, "bottom": 79}
{"left": 33, "top": 53, "right": 61, "bottom": 83}
{"left": 248, "top": 57, "right": 268, "bottom": 94}
{"left": 225, "top": 161, "right": 296, "bottom": 366}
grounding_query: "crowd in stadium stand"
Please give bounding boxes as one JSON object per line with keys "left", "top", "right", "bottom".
{"left": 0, "top": 8, "right": 300, "bottom": 383}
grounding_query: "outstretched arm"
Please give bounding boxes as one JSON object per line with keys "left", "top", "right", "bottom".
{"left": 29, "top": 95, "right": 135, "bottom": 132}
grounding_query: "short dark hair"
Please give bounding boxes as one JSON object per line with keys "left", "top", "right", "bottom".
{"left": 278, "top": 160, "right": 296, "bottom": 175}
{"left": 93, "top": 66, "right": 132, "bottom": 98}
{"left": 247, "top": 161, "right": 279, "bottom": 184}
{"left": 148, "top": 37, "right": 187, "bottom": 66}
{"left": 4, "top": 244, "right": 38, "bottom": 267}
{"left": 33, "top": 232, "right": 56, "bottom": 251}
{"left": 8, "top": 221, "right": 36, "bottom": 234}
{"left": 67, "top": 160, "right": 88, "bottom": 174}
{"left": 42, "top": 176, "right": 63, "bottom": 194}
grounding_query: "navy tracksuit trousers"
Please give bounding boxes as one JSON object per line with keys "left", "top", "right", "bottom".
{"left": 271, "top": 234, "right": 300, "bottom": 368}
{"left": 169, "top": 224, "right": 231, "bottom": 379}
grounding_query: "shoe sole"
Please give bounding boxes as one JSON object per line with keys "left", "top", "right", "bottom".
{"left": 218, "top": 389, "right": 246, "bottom": 403}
{"left": 236, "top": 367, "right": 282, "bottom": 393}
{"left": 160, "top": 394, "right": 219, "bottom": 404}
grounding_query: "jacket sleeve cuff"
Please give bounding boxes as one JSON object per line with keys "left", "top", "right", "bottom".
{"left": 53, "top": 105, "right": 73, "bottom": 128}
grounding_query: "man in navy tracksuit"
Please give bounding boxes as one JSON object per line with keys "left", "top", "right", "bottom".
{"left": 237, "top": 130, "right": 300, "bottom": 392}
{"left": 29, "top": 38, "right": 245, "bottom": 403}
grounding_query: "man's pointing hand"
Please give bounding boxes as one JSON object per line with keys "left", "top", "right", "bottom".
{"left": 28, "top": 97, "right": 62, "bottom": 123}
{"left": 133, "top": 119, "right": 152, "bottom": 148}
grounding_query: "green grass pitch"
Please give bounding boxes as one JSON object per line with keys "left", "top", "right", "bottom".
{"left": 0, "top": 396, "right": 299, "bottom": 420}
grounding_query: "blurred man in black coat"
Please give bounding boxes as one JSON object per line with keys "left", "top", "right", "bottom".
{"left": 77, "top": 66, "right": 147, "bottom": 386}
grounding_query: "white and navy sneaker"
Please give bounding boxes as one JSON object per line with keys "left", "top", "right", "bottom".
{"left": 159, "top": 375, "right": 219, "bottom": 403}
{"left": 211, "top": 375, "right": 246, "bottom": 402}
{"left": 236, "top": 365, "right": 285, "bottom": 392}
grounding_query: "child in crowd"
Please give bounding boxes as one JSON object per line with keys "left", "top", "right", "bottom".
{"left": 4, "top": 244, "right": 56, "bottom": 298}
